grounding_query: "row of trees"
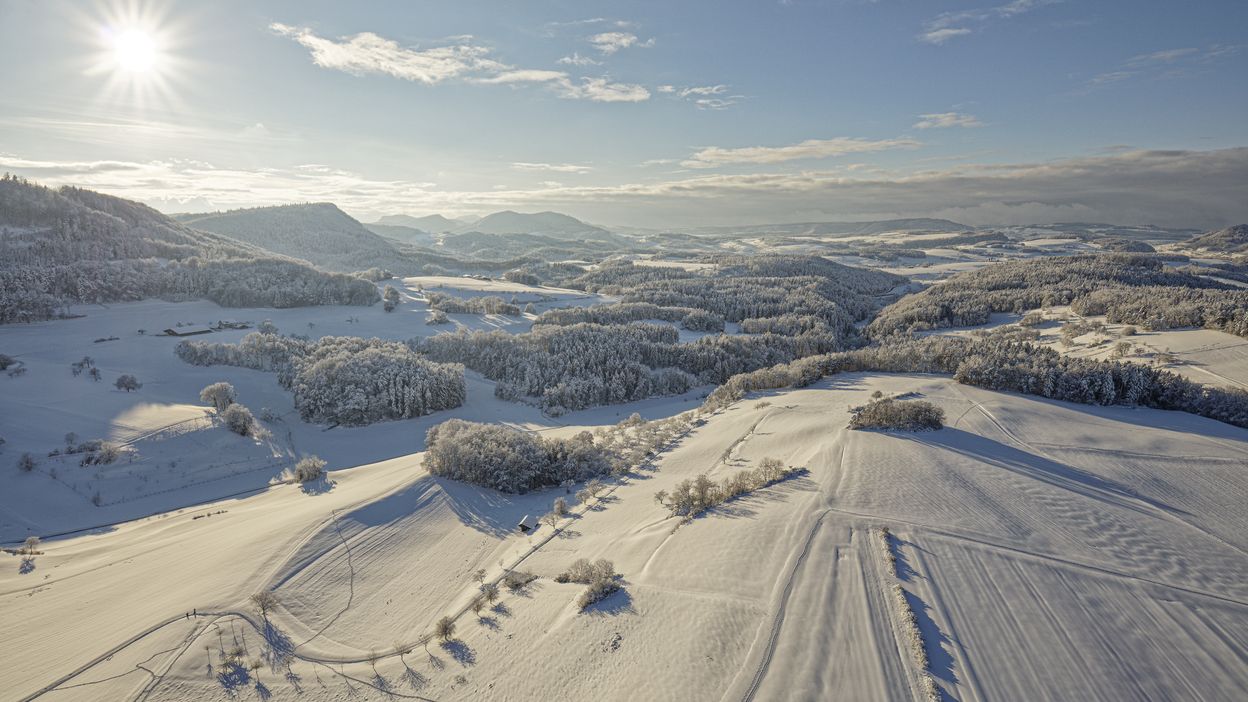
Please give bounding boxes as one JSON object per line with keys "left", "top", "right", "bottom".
{"left": 698, "top": 334, "right": 1248, "bottom": 429}
{"left": 424, "top": 292, "right": 520, "bottom": 316}
{"left": 535, "top": 302, "right": 725, "bottom": 332}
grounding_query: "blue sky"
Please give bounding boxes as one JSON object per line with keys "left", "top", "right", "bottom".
{"left": 0, "top": 0, "right": 1245, "bottom": 228}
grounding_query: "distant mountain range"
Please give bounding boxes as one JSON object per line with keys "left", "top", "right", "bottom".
{"left": 375, "top": 213, "right": 464, "bottom": 233}
{"left": 373, "top": 209, "right": 616, "bottom": 241}
{"left": 681, "top": 218, "right": 972, "bottom": 238}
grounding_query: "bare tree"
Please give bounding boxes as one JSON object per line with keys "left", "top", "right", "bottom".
{"left": 17, "top": 452, "right": 36, "bottom": 473}
{"left": 480, "top": 582, "right": 499, "bottom": 603}
{"left": 434, "top": 616, "right": 455, "bottom": 641}
{"left": 250, "top": 590, "right": 279, "bottom": 618}
{"left": 552, "top": 496, "right": 568, "bottom": 517}
{"left": 114, "top": 374, "right": 142, "bottom": 392}
{"left": 23, "top": 536, "right": 40, "bottom": 555}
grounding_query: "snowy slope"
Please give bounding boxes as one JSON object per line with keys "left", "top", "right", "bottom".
{"left": 4, "top": 374, "right": 1246, "bottom": 701}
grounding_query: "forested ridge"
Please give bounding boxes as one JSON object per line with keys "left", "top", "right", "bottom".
{"left": 0, "top": 177, "right": 379, "bottom": 323}
{"left": 869, "top": 254, "right": 1248, "bottom": 338}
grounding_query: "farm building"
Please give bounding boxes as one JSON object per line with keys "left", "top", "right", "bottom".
{"left": 162, "top": 326, "right": 213, "bottom": 337}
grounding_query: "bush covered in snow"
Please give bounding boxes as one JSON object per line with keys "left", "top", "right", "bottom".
{"left": 293, "top": 455, "right": 326, "bottom": 483}
{"left": 222, "top": 403, "right": 257, "bottom": 436}
{"left": 200, "top": 382, "right": 237, "bottom": 412}
{"left": 557, "top": 558, "right": 621, "bottom": 610}
{"left": 423, "top": 420, "right": 610, "bottom": 493}
{"left": 655, "top": 458, "right": 801, "bottom": 522}
{"left": 849, "top": 398, "right": 945, "bottom": 432}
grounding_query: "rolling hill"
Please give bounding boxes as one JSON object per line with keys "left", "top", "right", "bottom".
{"left": 376, "top": 213, "right": 465, "bottom": 233}
{"left": 181, "top": 203, "right": 411, "bottom": 273}
{"left": 465, "top": 210, "right": 618, "bottom": 240}
{"left": 1182, "top": 224, "right": 1248, "bottom": 253}
{"left": 0, "top": 178, "right": 378, "bottom": 322}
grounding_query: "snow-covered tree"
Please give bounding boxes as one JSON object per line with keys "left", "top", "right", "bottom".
{"left": 114, "top": 374, "right": 141, "bottom": 392}
{"left": 222, "top": 404, "right": 256, "bottom": 436}
{"left": 199, "top": 382, "right": 237, "bottom": 412}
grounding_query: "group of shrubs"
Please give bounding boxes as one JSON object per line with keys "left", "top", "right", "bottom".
{"left": 556, "top": 558, "right": 621, "bottom": 610}
{"left": 654, "top": 457, "right": 801, "bottom": 523}
{"left": 848, "top": 396, "right": 945, "bottom": 432}
{"left": 198, "top": 382, "right": 264, "bottom": 437}
{"left": 423, "top": 420, "right": 611, "bottom": 494}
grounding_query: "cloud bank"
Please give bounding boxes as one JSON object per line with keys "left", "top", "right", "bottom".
{"left": 3, "top": 148, "right": 1244, "bottom": 230}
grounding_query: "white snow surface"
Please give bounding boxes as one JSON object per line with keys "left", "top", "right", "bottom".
{"left": 3, "top": 373, "right": 1247, "bottom": 701}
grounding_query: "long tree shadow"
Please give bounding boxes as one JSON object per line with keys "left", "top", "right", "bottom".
{"left": 441, "top": 639, "right": 477, "bottom": 667}
{"left": 902, "top": 589, "right": 959, "bottom": 690}
{"left": 908, "top": 428, "right": 1187, "bottom": 518}
{"left": 889, "top": 534, "right": 922, "bottom": 583}
{"left": 260, "top": 619, "right": 295, "bottom": 671}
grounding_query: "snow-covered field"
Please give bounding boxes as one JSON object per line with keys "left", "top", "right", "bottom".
{"left": 5, "top": 373, "right": 1246, "bottom": 701}
{"left": 0, "top": 281, "right": 622, "bottom": 540}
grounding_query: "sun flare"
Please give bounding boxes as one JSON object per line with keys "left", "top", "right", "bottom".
{"left": 112, "top": 29, "right": 157, "bottom": 73}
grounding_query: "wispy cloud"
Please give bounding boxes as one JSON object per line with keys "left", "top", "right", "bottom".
{"left": 657, "top": 84, "right": 742, "bottom": 110}
{"left": 511, "top": 162, "right": 593, "bottom": 174}
{"left": 557, "top": 52, "right": 601, "bottom": 66}
{"left": 913, "top": 112, "right": 984, "bottom": 129}
{"left": 1088, "top": 44, "right": 1242, "bottom": 87}
{"left": 589, "top": 32, "right": 655, "bottom": 54}
{"left": 919, "top": 0, "right": 1058, "bottom": 45}
{"left": 271, "top": 23, "right": 647, "bottom": 102}
{"left": 1125, "top": 47, "right": 1199, "bottom": 67}
{"left": 682, "top": 137, "right": 921, "bottom": 168}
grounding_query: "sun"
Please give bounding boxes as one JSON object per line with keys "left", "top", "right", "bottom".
{"left": 112, "top": 29, "right": 158, "bottom": 73}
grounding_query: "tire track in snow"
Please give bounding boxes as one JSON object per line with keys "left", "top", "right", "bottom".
{"left": 739, "top": 509, "right": 831, "bottom": 702}
{"left": 294, "top": 508, "right": 357, "bottom": 648}
{"left": 823, "top": 505, "right": 1248, "bottom": 609}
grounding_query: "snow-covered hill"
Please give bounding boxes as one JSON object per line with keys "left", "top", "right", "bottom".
{"left": 182, "top": 203, "right": 411, "bottom": 273}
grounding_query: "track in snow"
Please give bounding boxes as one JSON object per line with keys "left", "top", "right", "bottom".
{"left": 739, "top": 509, "right": 831, "bottom": 702}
